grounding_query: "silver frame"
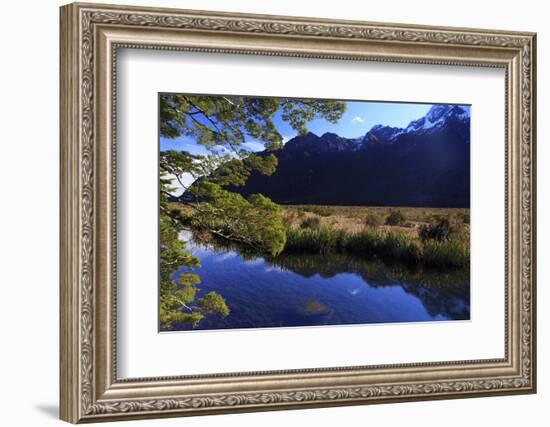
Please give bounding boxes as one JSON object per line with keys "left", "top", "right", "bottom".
{"left": 60, "top": 2, "right": 536, "bottom": 423}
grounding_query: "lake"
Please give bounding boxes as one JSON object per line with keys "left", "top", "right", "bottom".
{"left": 166, "top": 232, "right": 470, "bottom": 331}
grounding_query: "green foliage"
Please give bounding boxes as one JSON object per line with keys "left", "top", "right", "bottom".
{"left": 285, "top": 226, "right": 466, "bottom": 268}
{"left": 209, "top": 158, "right": 252, "bottom": 187}
{"left": 344, "top": 228, "right": 381, "bottom": 254}
{"left": 300, "top": 216, "right": 321, "bottom": 229}
{"left": 158, "top": 208, "right": 230, "bottom": 329}
{"left": 160, "top": 150, "right": 203, "bottom": 179}
{"left": 188, "top": 182, "right": 286, "bottom": 256}
{"left": 385, "top": 210, "right": 406, "bottom": 226}
{"left": 159, "top": 93, "right": 345, "bottom": 253}
{"left": 198, "top": 292, "right": 230, "bottom": 317}
{"left": 158, "top": 94, "right": 347, "bottom": 328}
{"left": 285, "top": 227, "right": 348, "bottom": 254}
{"left": 160, "top": 93, "right": 346, "bottom": 151}
{"left": 423, "top": 238, "right": 469, "bottom": 268}
{"left": 280, "top": 99, "right": 346, "bottom": 136}
{"left": 159, "top": 171, "right": 230, "bottom": 329}
{"left": 376, "top": 232, "right": 423, "bottom": 264}
{"left": 209, "top": 154, "right": 279, "bottom": 187}
{"left": 345, "top": 229, "right": 422, "bottom": 264}
{"left": 245, "top": 153, "right": 278, "bottom": 177}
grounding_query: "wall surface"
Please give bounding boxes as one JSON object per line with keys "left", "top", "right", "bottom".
{"left": 0, "top": 0, "right": 546, "bottom": 426}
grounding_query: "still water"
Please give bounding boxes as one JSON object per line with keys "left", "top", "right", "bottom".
{"left": 168, "top": 233, "right": 470, "bottom": 331}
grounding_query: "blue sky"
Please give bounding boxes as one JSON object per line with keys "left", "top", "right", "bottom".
{"left": 272, "top": 101, "right": 434, "bottom": 139}
{"left": 160, "top": 100, "right": 437, "bottom": 155}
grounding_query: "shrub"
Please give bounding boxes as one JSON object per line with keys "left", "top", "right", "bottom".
{"left": 300, "top": 217, "right": 321, "bottom": 229}
{"left": 419, "top": 218, "right": 453, "bottom": 242}
{"left": 462, "top": 212, "right": 470, "bottom": 224}
{"left": 364, "top": 213, "right": 383, "bottom": 227}
{"left": 385, "top": 210, "right": 406, "bottom": 226}
{"left": 306, "top": 206, "right": 333, "bottom": 217}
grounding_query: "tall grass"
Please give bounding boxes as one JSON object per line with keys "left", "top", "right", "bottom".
{"left": 285, "top": 227, "right": 348, "bottom": 254}
{"left": 285, "top": 226, "right": 468, "bottom": 268}
{"left": 422, "top": 238, "right": 469, "bottom": 268}
{"left": 385, "top": 210, "right": 406, "bottom": 226}
{"left": 300, "top": 216, "right": 321, "bottom": 229}
{"left": 364, "top": 212, "right": 383, "bottom": 227}
{"left": 346, "top": 230, "right": 423, "bottom": 265}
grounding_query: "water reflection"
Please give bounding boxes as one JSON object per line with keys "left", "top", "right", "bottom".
{"left": 167, "top": 232, "right": 470, "bottom": 331}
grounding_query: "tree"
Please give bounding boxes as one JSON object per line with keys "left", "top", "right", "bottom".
{"left": 159, "top": 177, "right": 229, "bottom": 329}
{"left": 186, "top": 181, "right": 286, "bottom": 256}
{"left": 159, "top": 94, "right": 346, "bottom": 328}
{"left": 160, "top": 94, "right": 346, "bottom": 149}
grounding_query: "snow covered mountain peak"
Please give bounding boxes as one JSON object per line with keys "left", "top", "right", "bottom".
{"left": 405, "top": 104, "right": 469, "bottom": 134}
{"left": 363, "top": 104, "right": 470, "bottom": 145}
{"left": 426, "top": 104, "right": 469, "bottom": 124}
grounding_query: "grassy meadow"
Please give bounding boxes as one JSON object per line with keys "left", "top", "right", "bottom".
{"left": 280, "top": 205, "right": 469, "bottom": 236}
{"left": 280, "top": 205, "right": 469, "bottom": 268}
{"left": 170, "top": 202, "right": 470, "bottom": 270}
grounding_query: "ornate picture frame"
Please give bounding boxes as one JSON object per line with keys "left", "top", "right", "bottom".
{"left": 60, "top": 2, "right": 536, "bottom": 423}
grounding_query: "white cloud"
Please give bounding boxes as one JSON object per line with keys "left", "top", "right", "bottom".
{"left": 351, "top": 116, "right": 365, "bottom": 124}
{"left": 242, "top": 140, "right": 266, "bottom": 152}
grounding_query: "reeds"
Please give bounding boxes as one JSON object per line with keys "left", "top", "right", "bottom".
{"left": 285, "top": 226, "right": 468, "bottom": 268}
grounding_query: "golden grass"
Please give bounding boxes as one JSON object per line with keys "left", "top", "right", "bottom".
{"left": 281, "top": 205, "right": 469, "bottom": 238}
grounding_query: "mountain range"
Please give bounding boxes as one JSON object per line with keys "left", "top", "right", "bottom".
{"left": 225, "top": 104, "right": 471, "bottom": 208}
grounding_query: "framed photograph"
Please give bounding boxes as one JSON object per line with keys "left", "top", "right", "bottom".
{"left": 60, "top": 2, "right": 537, "bottom": 423}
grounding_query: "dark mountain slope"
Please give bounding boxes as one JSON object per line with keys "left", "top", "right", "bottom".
{"left": 231, "top": 104, "right": 470, "bottom": 207}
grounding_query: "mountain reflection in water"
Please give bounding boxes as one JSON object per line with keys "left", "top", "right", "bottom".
{"left": 166, "top": 232, "right": 470, "bottom": 331}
